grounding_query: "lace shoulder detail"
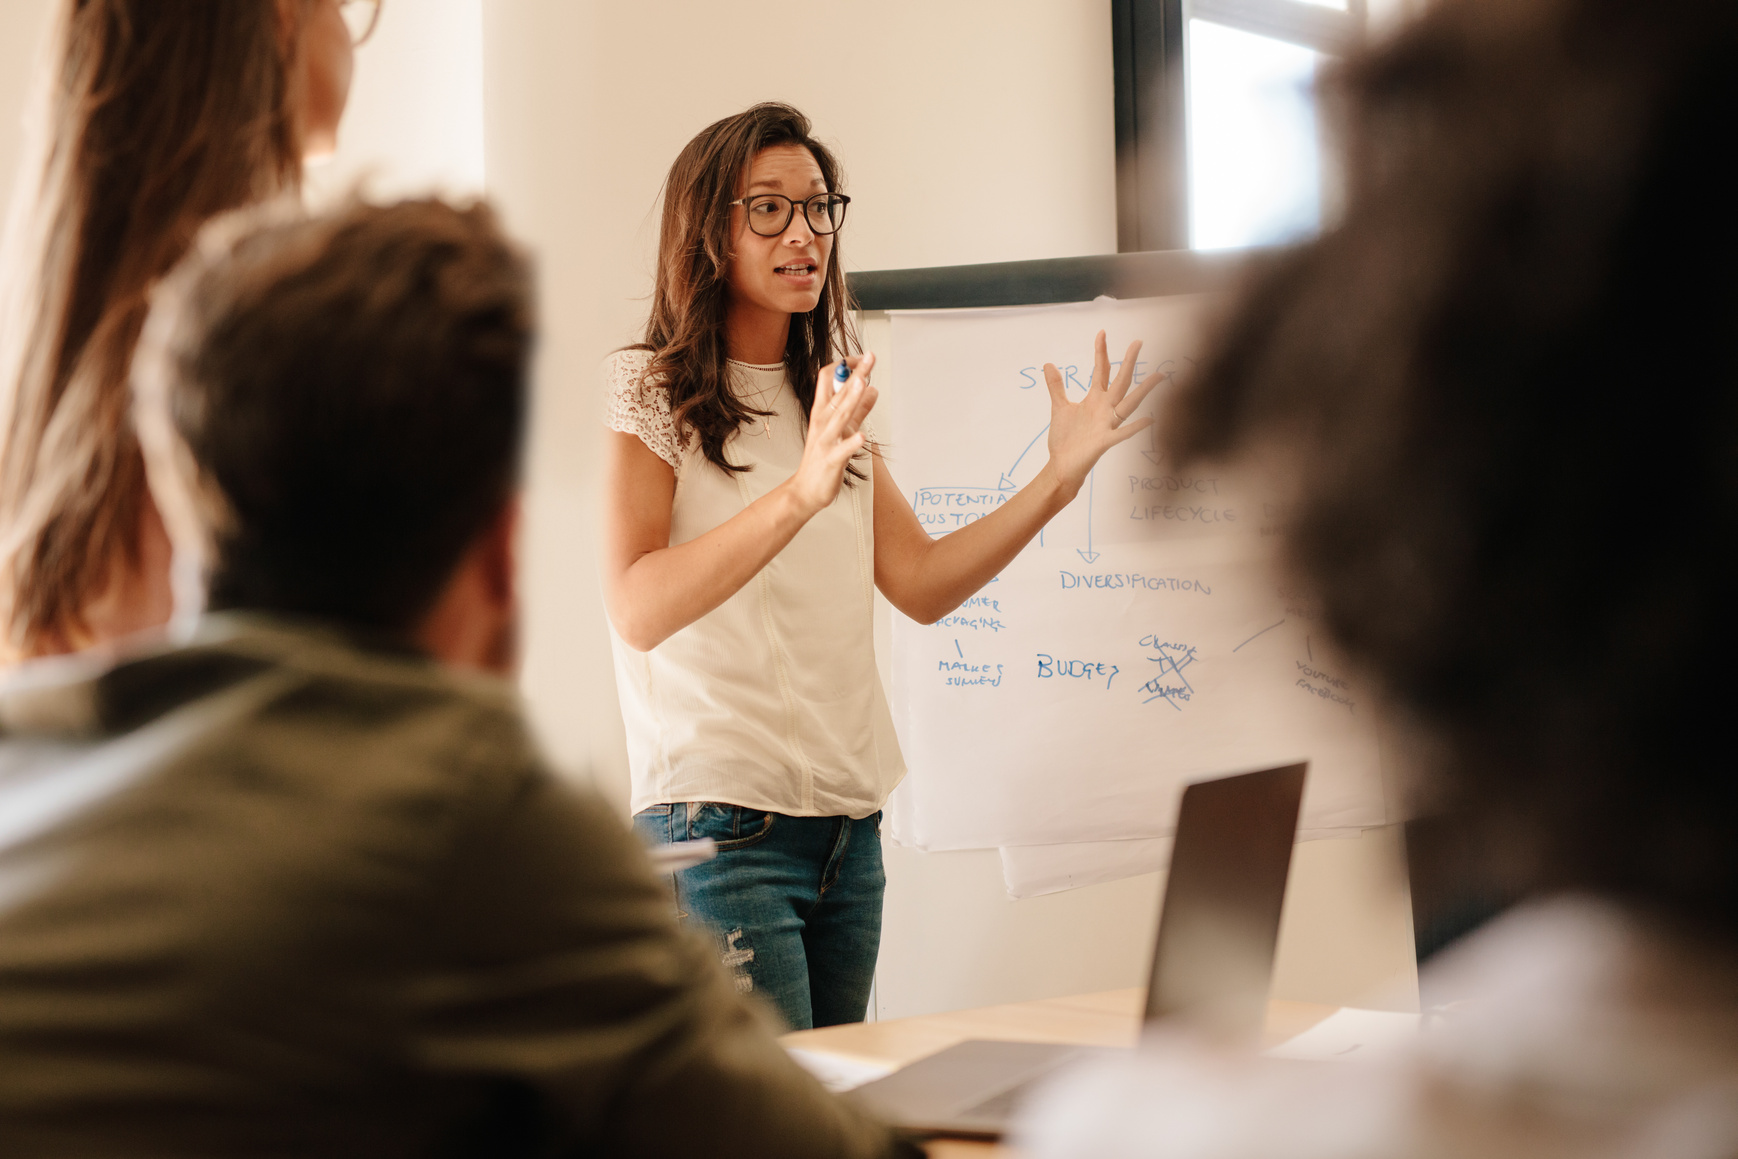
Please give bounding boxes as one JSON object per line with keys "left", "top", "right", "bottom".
{"left": 603, "top": 349, "right": 684, "bottom": 474}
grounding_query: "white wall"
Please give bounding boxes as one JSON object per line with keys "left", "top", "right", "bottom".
{"left": 305, "top": 0, "right": 486, "bottom": 206}
{"left": 0, "top": 0, "right": 53, "bottom": 216}
{"left": 0, "top": 0, "right": 1422, "bottom": 1021}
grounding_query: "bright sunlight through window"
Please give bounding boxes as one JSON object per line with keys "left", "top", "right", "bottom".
{"left": 1186, "top": 19, "right": 1323, "bottom": 251}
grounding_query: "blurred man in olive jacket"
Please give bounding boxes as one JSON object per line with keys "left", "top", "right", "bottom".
{"left": 0, "top": 198, "right": 910, "bottom": 1159}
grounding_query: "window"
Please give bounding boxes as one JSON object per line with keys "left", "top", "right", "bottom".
{"left": 1113, "top": 0, "right": 1364, "bottom": 252}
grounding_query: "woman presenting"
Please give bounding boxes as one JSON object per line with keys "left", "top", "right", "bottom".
{"left": 602, "top": 102, "right": 1157, "bottom": 1030}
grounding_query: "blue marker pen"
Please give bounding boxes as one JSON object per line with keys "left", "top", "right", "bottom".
{"left": 833, "top": 361, "right": 851, "bottom": 400}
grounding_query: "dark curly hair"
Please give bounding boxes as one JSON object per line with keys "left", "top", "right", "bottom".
{"left": 1166, "top": 0, "right": 1738, "bottom": 933}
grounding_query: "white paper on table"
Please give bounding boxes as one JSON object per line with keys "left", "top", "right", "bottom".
{"left": 784, "top": 1047, "right": 896, "bottom": 1093}
{"left": 1262, "top": 1007, "right": 1421, "bottom": 1062}
{"left": 885, "top": 297, "right": 1387, "bottom": 854}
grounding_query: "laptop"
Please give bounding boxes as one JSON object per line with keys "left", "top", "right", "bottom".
{"left": 846, "top": 761, "right": 1307, "bottom": 1139}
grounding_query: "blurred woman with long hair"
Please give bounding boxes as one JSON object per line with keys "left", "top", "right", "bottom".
{"left": 602, "top": 102, "right": 1157, "bottom": 1030}
{"left": 0, "top": 0, "right": 377, "bottom": 660}
{"left": 1021, "top": 1, "right": 1738, "bottom": 1155}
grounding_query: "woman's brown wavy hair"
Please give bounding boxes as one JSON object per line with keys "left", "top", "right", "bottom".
{"left": 635, "top": 102, "right": 862, "bottom": 479}
{"left": 0, "top": 0, "right": 308, "bottom": 656}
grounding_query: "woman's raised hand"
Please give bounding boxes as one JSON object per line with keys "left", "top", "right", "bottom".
{"left": 1042, "top": 331, "right": 1161, "bottom": 497}
{"left": 785, "top": 353, "right": 879, "bottom": 518}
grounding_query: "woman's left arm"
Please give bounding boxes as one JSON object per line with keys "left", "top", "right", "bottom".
{"left": 874, "top": 330, "right": 1160, "bottom": 624}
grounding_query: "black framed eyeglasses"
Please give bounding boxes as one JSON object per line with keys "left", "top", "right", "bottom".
{"left": 729, "top": 192, "right": 851, "bottom": 237}
{"left": 339, "top": 0, "right": 383, "bottom": 46}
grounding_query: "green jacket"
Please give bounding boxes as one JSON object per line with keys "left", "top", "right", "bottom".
{"left": 0, "top": 614, "right": 902, "bottom": 1158}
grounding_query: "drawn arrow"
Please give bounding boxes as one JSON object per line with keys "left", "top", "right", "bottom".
{"left": 1076, "top": 467, "right": 1100, "bottom": 563}
{"left": 1141, "top": 424, "right": 1164, "bottom": 465}
{"left": 1001, "top": 424, "right": 1050, "bottom": 491}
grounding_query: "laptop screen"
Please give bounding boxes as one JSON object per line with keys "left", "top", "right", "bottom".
{"left": 1142, "top": 762, "right": 1308, "bottom": 1044}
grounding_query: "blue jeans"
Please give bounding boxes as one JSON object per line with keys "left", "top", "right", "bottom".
{"left": 633, "top": 802, "right": 884, "bottom": 1031}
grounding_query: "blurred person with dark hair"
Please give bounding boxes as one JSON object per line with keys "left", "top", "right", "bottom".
{"left": 1020, "top": 0, "right": 1738, "bottom": 1155}
{"left": 0, "top": 198, "right": 912, "bottom": 1158}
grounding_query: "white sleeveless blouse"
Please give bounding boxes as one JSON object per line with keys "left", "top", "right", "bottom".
{"left": 603, "top": 349, "right": 905, "bottom": 819}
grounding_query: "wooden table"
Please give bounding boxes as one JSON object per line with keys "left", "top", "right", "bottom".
{"left": 782, "top": 991, "right": 1339, "bottom": 1157}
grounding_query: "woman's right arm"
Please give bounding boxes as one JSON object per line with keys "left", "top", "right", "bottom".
{"left": 600, "top": 360, "right": 878, "bottom": 652}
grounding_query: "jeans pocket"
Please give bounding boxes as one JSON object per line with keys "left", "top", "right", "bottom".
{"left": 686, "top": 803, "right": 777, "bottom": 851}
{"left": 632, "top": 805, "right": 675, "bottom": 846}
